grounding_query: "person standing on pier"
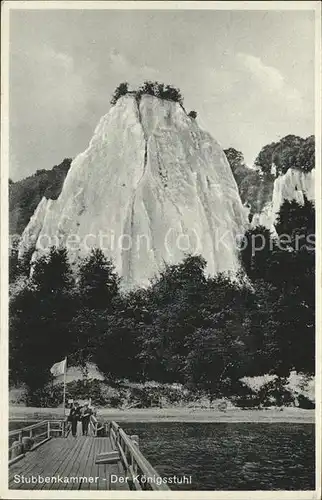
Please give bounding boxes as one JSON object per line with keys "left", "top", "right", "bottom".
{"left": 81, "top": 403, "right": 92, "bottom": 436}
{"left": 69, "top": 402, "right": 81, "bottom": 437}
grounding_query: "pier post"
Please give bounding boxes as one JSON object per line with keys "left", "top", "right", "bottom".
{"left": 11, "top": 440, "right": 23, "bottom": 459}
{"left": 130, "top": 435, "right": 139, "bottom": 475}
{"left": 130, "top": 435, "right": 139, "bottom": 447}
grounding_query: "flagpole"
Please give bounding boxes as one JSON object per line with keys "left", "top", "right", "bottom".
{"left": 63, "top": 357, "right": 67, "bottom": 419}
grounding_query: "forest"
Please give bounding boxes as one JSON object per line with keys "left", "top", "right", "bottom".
{"left": 8, "top": 125, "right": 316, "bottom": 408}
{"left": 9, "top": 196, "right": 315, "bottom": 408}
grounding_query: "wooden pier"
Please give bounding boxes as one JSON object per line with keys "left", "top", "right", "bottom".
{"left": 9, "top": 419, "right": 169, "bottom": 491}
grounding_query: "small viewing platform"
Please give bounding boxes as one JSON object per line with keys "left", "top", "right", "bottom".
{"left": 9, "top": 419, "right": 169, "bottom": 491}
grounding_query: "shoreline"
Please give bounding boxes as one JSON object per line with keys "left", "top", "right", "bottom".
{"left": 9, "top": 406, "right": 315, "bottom": 423}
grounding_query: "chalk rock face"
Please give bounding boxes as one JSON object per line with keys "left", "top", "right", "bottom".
{"left": 20, "top": 95, "right": 248, "bottom": 288}
{"left": 251, "top": 168, "right": 315, "bottom": 231}
{"left": 18, "top": 197, "right": 54, "bottom": 259}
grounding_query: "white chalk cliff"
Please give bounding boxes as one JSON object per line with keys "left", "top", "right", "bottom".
{"left": 19, "top": 94, "right": 248, "bottom": 288}
{"left": 251, "top": 168, "right": 315, "bottom": 232}
{"left": 18, "top": 197, "right": 54, "bottom": 259}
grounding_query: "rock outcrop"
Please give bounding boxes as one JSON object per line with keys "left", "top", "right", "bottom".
{"left": 19, "top": 94, "right": 248, "bottom": 288}
{"left": 226, "top": 147, "right": 315, "bottom": 232}
{"left": 18, "top": 197, "right": 54, "bottom": 259}
{"left": 251, "top": 168, "right": 315, "bottom": 231}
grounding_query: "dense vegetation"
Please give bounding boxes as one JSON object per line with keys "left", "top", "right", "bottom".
{"left": 9, "top": 196, "right": 315, "bottom": 407}
{"left": 9, "top": 158, "right": 71, "bottom": 234}
{"left": 110, "top": 81, "right": 184, "bottom": 106}
{"left": 224, "top": 135, "right": 315, "bottom": 217}
{"left": 8, "top": 109, "right": 315, "bottom": 408}
{"left": 254, "top": 135, "right": 315, "bottom": 175}
{"left": 224, "top": 148, "right": 275, "bottom": 216}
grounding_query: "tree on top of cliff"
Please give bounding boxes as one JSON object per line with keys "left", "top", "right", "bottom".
{"left": 110, "top": 81, "right": 184, "bottom": 106}
{"left": 163, "top": 84, "right": 183, "bottom": 105}
{"left": 137, "top": 81, "right": 184, "bottom": 104}
{"left": 138, "top": 80, "right": 155, "bottom": 96}
{"left": 110, "top": 82, "right": 129, "bottom": 105}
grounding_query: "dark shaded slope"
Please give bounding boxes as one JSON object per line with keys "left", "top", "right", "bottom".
{"left": 9, "top": 158, "right": 72, "bottom": 234}
{"left": 224, "top": 148, "right": 274, "bottom": 216}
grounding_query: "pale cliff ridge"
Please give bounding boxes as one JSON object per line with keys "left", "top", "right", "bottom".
{"left": 251, "top": 168, "right": 315, "bottom": 231}
{"left": 225, "top": 146, "right": 315, "bottom": 231}
{"left": 19, "top": 94, "right": 248, "bottom": 288}
{"left": 18, "top": 197, "right": 54, "bottom": 259}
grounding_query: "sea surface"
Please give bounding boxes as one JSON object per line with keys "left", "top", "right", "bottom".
{"left": 9, "top": 421, "right": 40, "bottom": 430}
{"left": 121, "top": 422, "right": 315, "bottom": 490}
{"left": 9, "top": 420, "right": 315, "bottom": 490}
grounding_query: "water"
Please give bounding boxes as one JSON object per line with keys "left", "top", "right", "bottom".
{"left": 9, "top": 420, "right": 314, "bottom": 490}
{"left": 9, "top": 420, "right": 40, "bottom": 431}
{"left": 121, "top": 422, "right": 315, "bottom": 490}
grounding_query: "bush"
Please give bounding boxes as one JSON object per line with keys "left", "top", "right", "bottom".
{"left": 236, "top": 377, "right": 295, "bottom": 408}
{"left": 65, "top": 379, "right": 109, "bottom": 406}
{"left": 188, "top": 111, "right": 197, "bottom": 119}
{"left": 110, "top": 82, "right": 129, "bottom": 105}
{"left": 9, "top": 385, "right": 28, "bottom": 405}
{"left": 25, "top": 379, "right": 117, "bottom": 407}
{"left": 231, "top": 382, "right": 261, "bottom": 408}
{"left": 233, "top": 393, "right": 262, "bottom": 409}
{"left": 26, "top": 383, "right": 64, "bottom": 407}
{"left": 257, "top": 378, "right": 295, "bottom": 407}
{"left": 297, "top": 394, "right": 315, "bottom": 409}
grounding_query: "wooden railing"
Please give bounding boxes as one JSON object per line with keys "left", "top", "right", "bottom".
{"left": 50, "top": 419, "right": 66, "bottom": 437}
{"left": 109, "top": 421, "right": 170, "bottom": 491}
{"left": 89, "top": 414, "right": 106, "bottom": 437}
{"left": 8, "top": 420, "right": 65, "bottom": 465}
{"left": 9, "top": 418, "right": 171, "bottom": 492}
{"left": 88, "top": 414, "right": 97, "bottom": 436}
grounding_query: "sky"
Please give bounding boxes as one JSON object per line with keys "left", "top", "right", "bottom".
{"left": 9, "top": 7, "right": 315, "bottom": 180}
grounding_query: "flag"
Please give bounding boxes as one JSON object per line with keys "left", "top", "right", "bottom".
{"left": 50, "top": 358, "right": 67, "bottom": 377}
